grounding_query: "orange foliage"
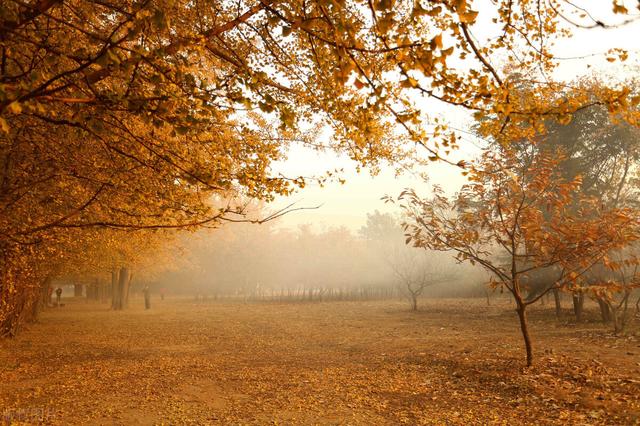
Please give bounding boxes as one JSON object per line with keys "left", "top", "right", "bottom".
{"left": 398, "top": 148, "right": 640, "bottom": 365}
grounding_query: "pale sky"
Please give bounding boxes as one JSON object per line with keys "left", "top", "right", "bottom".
{"left": 270, "top": 1, "right": 640, "bottom": 231}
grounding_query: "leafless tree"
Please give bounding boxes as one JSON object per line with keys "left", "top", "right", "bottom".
{"left": 389, "top": 249, "right": 453, "bottom": 311}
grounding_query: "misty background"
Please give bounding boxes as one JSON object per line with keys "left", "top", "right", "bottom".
{"left": 146, "top": 208, "right": 490, "bottom": 303}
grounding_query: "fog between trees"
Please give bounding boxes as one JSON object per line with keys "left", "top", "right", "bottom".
{"left": 154, "top": 210, "right": 488, "bottom": 303}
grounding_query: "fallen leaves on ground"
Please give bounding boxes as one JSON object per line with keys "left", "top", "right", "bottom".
{"left": 0, "top": 298, "right": 638, "bottom": 425}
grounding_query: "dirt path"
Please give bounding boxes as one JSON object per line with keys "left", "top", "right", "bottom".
{"left": 0, "top": 298, "right": 638, "bottom": 425}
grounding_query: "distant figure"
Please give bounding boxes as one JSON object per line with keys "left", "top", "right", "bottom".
{"left": 55, "top": 287, "right": 62, "bottom": 306}
{"left": 160, "top": 288, "right": 165, "bottom": 301}
{"left": 143, "top": 285, "right": 151, "bottom": 310}
{"left": 48, "top": 286, "right": 54, "bottom": 306}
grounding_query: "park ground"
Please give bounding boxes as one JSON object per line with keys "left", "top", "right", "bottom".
{"left": 0, "top": 297, "right": 639, "bottom": 425}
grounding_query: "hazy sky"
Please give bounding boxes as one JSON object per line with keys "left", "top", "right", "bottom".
{"left": 271, "top": 2, "right": 640, "bottom": 231}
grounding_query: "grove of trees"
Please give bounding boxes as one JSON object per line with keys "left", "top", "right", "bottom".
{"left": 1, "top": 0, "right": 639, "bottom": 373}
{"left": 397, "top": 90, "right": 640, "bottom": 365}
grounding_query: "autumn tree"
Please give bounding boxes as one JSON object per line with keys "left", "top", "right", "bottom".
{"left": 397, "top": 149, "right": 639, "bottom": 366}
{"left": 476, "top": 77, "right": 640, "bottom": 322}
{"left": 532, "top": 95, "right": 640, "bottom": 324}
{"left": 1, "top": 0, "right": 638, "bottom": 335}
{"left": 2, "top": 0, "right": 637, "bottom": 239}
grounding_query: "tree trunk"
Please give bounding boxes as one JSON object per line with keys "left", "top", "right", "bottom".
{"left": 30, "top": 276, "right": 52, "bottom": 321}
{"left": 572, "top": 293, "right": 584, "bottom": 322}
{"left": 96, "top": 278, "right": 105, "bottom": 301}
{"left": 411, "top": 293, "right": 418, "bottom": 311}
{"left": 516, "top": 302, "right": 534, "bottom": 367}
{"left": 597, "top": 297, "right": 611, "bottom": 323}
{"left": 41, "top": 276, "right": 52, "bottom": 308}
{"left": 111, "top": 269, "right": 122, "bottom": 310}
{"left": 609, "top": 293, "right": 631, "bottom": 335}
{"left": 612, "top": 310, "right": 621, "bottom": 334}
{"left": 116, "top": 267, "right": 130, "bottom": 309}
{"left": 104, "top": 277, "right": 112, "bottom": 301}
{"left": 74, "top": 283, "right": 83, "bottom": 297}
{"left": 92, "top": 279, "right": 100, "bottom": 301}
{"left": 606, "top": 299, "right": 622, "bottom": 334}
{"left": 621, "top": 293, "right": 630, "bottom": 333}
{"left": 144, "top": 288, "right": 151, "bottom": 310}
{"left": 553, "top": 289, "right": 561, "bottom": 319}
{"left": 122, "top": 269, "right": 132, "bottom": 308}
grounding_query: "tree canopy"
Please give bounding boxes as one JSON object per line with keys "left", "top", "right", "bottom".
{"left": 1, "top": 0, "right": 639, "bottom": 335}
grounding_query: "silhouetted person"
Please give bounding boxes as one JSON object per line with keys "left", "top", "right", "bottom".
{"left": 143, "top": 285, "right": 151, "bottom": 310}
{"left": 55, "top": 287, "right": 62, "bottom": 306}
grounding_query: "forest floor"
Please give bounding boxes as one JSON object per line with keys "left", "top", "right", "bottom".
{"left": 0, "top": 297, "right": 639, "bottom": 425}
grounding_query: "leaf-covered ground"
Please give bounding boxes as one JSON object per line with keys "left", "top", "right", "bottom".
{"left": 0, "top": 297, "right": 639, "bottom": 425}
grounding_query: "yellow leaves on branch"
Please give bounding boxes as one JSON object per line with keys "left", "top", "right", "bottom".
{"left": 0, "top": 0, "right": 636, "bottom": 170}
{"left": 612, "top": 1, "right": 629, "bottom": 14}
